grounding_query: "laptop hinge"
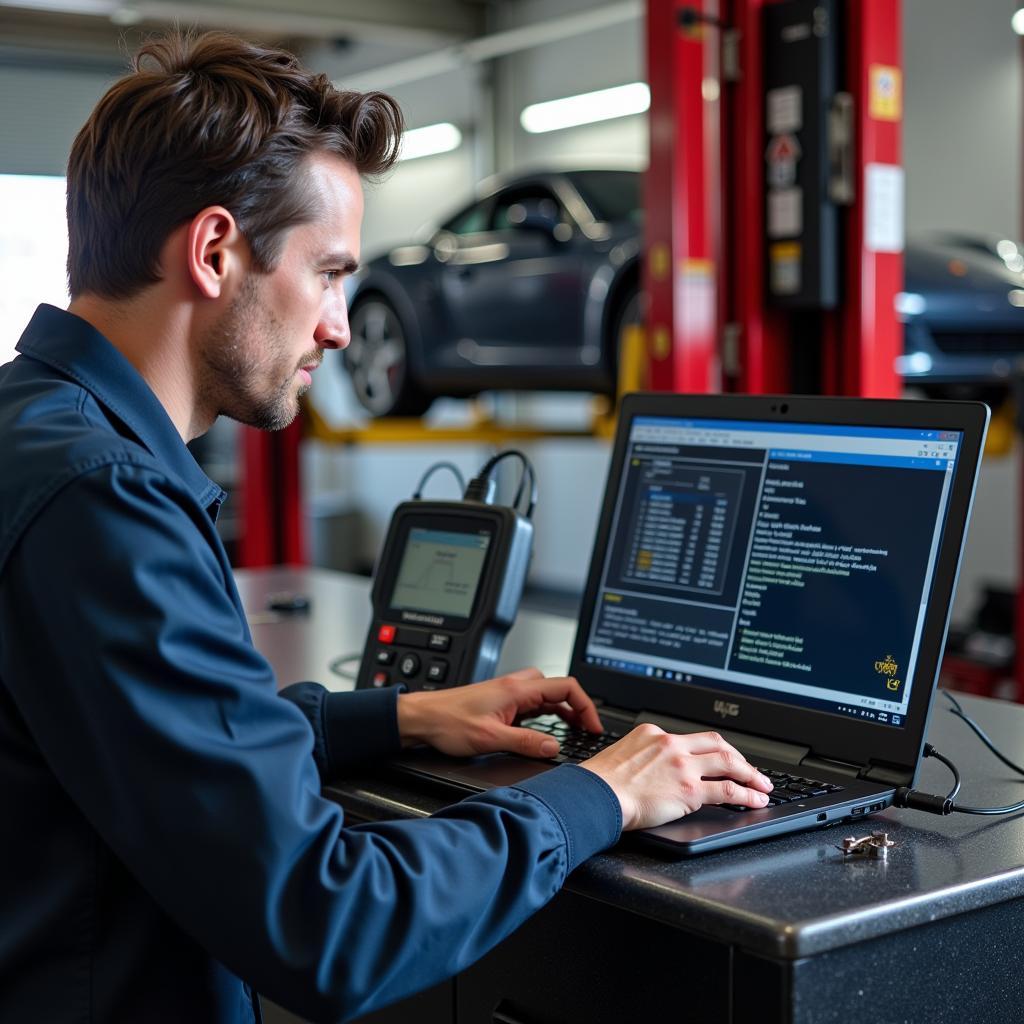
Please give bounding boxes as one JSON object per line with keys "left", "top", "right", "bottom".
{"left": 802, "top": 755, "right": 911, "bottom": 785}
{"left": 861, "top": 761, "right": 913, "bottom": 787}
{"left": 801, "top": 755, "right": 862, "bottom": 780}
{"left": 635, "top": 711, "right": 809, "bottom": 766}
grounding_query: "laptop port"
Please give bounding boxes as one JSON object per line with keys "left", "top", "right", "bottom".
{"left": 851, "top": 806, "right": 866, "bottom": 815}
{"left": 816, "top": 812, "right": 827, "bottom": 822}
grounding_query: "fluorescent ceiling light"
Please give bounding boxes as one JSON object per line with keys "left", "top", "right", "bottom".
{"left": 399, "top": 122, "right": 462, "bottom": 161}
{"left": 1014, "top": 8, "right": 1024, "bottom": 34}
{"left": 520, "top": 82, "right": 650, "bottom": 134}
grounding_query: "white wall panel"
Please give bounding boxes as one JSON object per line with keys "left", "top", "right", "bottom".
{"left": 903, "top": 0, "right": 1021, "bottom": 238}
{"left": 901, "top": 1, "right": 1022, "bottom": 622}
{"left": 361, "top": 146, "right": 475, "bottom": 255}
{"left": 511, "top": 115, "right": 647, "bottom": 174}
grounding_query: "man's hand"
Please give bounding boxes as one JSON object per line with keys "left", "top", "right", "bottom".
{"left": 579, "top": 724, "right": 773, "bottom": 830}
{"left": 396, "top": 667, "right": 601, "bottom": 759}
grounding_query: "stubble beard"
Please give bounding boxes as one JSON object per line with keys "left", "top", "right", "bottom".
{"left": 200, "top": 275, "right": 318, "bottom": 432}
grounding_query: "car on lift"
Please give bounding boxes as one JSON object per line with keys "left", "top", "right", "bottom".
{"left": 898, "top": 233, "right": 1024, "bottom": 400}
{"left": 342, "top": 168, "right": 642, "bottom": 416}
{"left": 342, "top": 169, "right": 1024, "bottom": 415}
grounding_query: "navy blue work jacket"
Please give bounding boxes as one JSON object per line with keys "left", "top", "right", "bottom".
{"left": 0, "top": 305, "right": 621, "bottom": 1023}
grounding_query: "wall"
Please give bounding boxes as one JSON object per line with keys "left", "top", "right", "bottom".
{"left": 361, "top": 146, "right": 476, "bottom": 256}
{"left": 901, "top": 0, "right": 1022, "bottom": 621}
{"left": 903, "top": 0, "right": 1021, "bottom": 239}
{"left": 0, "top": 64, "right": 115, "bottom": 175}
{"left": 495, "top": 3, "right": 646, "bottom": 174}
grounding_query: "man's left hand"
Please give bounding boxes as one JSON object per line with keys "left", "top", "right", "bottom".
{"left": 395, "top": 668, "right": 602, "bottom": 759}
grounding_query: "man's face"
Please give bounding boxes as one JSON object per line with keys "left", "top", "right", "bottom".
{"left": 200, "top": 153, "right": 363, "bottom": 431}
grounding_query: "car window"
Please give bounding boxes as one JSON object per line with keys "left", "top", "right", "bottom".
{"left": 443, "top": 201, "right": 492, "bottom": 236}
{"left": 566, "top": 171, "right": 643, "bottom": 225}
{"left": 490, "top": 187, "right": 564, "bottom": 232}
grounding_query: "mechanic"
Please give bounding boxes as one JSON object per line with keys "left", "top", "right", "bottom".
{"left": 0, "top": 31, "right": 772, "bottom": 1024}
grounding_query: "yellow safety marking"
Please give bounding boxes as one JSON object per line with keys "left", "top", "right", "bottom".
{"left": 649, "top": 243, "right": 671, "bottom": 282}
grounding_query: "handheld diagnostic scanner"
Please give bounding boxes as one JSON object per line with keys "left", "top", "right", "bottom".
{"left": 356, "top": 453, "right": 536, "bottom": 692}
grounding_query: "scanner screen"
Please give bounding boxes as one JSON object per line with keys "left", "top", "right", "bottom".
{"left": 390, "top": 528, "right": 491, "bottom": 618}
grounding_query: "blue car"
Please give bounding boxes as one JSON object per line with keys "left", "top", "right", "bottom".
{"left": 899, "top": 233, "right": 1024, "bottom": 397}
{"left": 343, "top": 170, "right": 1024, "bottom": 414}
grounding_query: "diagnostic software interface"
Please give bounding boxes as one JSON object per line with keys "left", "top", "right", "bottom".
{"left": 584, "top": 416, "right": 963, "bottom": 729}
{"left": 390, "top": 528, "right": 491, "bottom": 618}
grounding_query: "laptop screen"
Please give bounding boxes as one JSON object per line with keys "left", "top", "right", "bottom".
{"left": 582, "top": 415, "right": 963, "bottom": 731}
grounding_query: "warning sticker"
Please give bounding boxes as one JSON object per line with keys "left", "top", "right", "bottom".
{"left": 766, "top": 133, "right": 802, "bottom": 189}
{"left": 770, "top": 242, "right": 802, "bottom": 295}
{"left": 869, "top": 65, "right": 902, "bottom": 122}
{"left": 768, "top": 188, "right": 802, "bottom": 239}
{"left": 766, "top": 85, "right": 802, "bottom": 134}
{"left": 865, "top": 163, "right": 905, "bottom": 253}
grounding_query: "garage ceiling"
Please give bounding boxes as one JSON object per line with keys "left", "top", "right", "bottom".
{"left": 0, "top": 0, "right": 496, "bottom": 72}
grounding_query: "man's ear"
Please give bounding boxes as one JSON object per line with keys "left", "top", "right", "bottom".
{"left": 186, "top": 206, "right": 246, "bottom": 299}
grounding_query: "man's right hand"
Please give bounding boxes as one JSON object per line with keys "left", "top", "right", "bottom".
{"left": 578, "top": 724, "right": 773, "bottom": 831}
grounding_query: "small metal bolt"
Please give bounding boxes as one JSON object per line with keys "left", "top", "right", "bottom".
{"left": 839, "top": 831, "right": 895, "bottom": 859}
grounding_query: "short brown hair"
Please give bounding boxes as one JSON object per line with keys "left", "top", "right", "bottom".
{"left": 67, "top": 31, "right": 403, "bottom": 298}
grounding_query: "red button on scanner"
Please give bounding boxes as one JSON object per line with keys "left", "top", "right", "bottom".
{"left": 377, "top": 624, "right": 396, "bottom": 644}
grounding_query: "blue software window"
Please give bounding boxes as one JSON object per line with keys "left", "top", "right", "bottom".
{"left": 584, "top": 417, "right": 962, "bottom": 728}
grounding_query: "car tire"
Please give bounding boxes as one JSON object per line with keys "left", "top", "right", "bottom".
{"left": 344, "top": 295, "right": 434, "bottom": 417}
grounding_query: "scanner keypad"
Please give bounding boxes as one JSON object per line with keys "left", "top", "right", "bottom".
{"left": 371, "top": 624, "right": 456, "bottom": 688}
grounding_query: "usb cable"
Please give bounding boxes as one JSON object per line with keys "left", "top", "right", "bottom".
{"left": 893, "top": 692, "right": 1024, "bottom": 816}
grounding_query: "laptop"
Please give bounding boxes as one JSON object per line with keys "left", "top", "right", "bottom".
{"left": 389, "top": 393, "right": 988, "bottom": 855}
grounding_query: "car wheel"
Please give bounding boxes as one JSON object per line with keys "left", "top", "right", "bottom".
{"left": 344, "top": 296, "right": 433, "bottom": 417}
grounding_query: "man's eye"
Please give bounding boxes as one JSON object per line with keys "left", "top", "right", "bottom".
{"left": 322, "top": 270, "right": 342, "bottom": 284}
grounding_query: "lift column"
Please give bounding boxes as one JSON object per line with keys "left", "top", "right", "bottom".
{"left": 238, "top": 422, "right": 306, "bottom": 568}
{"left": 728, "top": 0, "right": 790, "bottom": 394}
{"left": 833, "top": 0, "right": 903, "bottom": 398}
{"left": 645, "top": 0, "right": 723, "bottom": 395}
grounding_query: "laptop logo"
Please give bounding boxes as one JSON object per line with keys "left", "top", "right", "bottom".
{"left": 714, "top": 700, "right": 740, "bottom": 718}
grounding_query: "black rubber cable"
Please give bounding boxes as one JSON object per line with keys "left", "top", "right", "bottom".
{"left": 893, "top": 694, "right": 1024, "bottom": 816}
{"left": 412, "top": 462, "right": 466, "bottom": 499}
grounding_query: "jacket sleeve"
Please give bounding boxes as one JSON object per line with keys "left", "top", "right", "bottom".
{"left": 278, "top": 681, "right": 405, "bottom": 779}
{"left": 0, "top": 462, "right": 621, "bottom": 1024}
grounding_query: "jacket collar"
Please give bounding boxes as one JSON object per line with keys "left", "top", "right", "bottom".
{"left": 16, "top": 304, "right": 226, "bottom": 511}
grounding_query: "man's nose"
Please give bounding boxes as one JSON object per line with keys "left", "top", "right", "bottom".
{"left": 315, "top": 298, "right": 350, "bottom": 350}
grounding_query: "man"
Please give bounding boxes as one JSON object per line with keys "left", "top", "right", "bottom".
{"left": 0, "top": 31, "right": 772, "bottom": 1024}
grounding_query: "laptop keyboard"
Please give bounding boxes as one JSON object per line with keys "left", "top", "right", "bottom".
{"left": 522, "top": 718, "right": 622, "bottom": 762}
{"left": 721, "top": 768, "right": 845, "bottom": 812}
{"left": 524, "top": 720, "right": 845, "bottom": 811}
